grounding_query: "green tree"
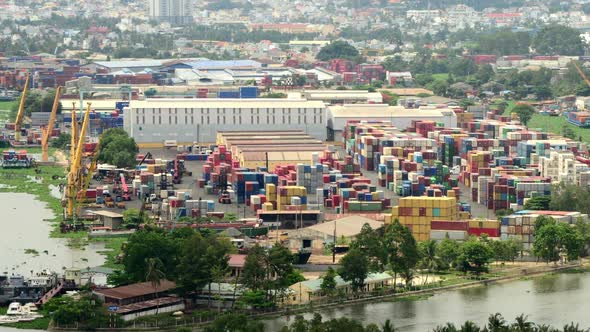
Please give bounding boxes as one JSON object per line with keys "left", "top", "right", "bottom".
{"left": 436, "top": 237, "right": 461, "bottom": 270}
{"left": 177, "top": 232, "right": 232, "bottom": 297}
{"left": 50, "top": 132, "right": 71, "bottom": 149}
{"left": 320, "top": 267, "right": 337, "bottom": 296}
{"left": 316, "top": 40, "right": 359, "bottom": 61}
{"left": 44, "top": 295, "right": 111, "bottom": 328}
{"left": 385, "top": 220, "right": 420, "bottom": 292}
{"left": 145, "top": 257, "right": 166, "bottom": 314}
{"left": 511, "top": 104, "right": 536, "bottom": 126}
{"left": 97, "top": 128, "right": 138, "bottom": 168}
{"left": 523, "top": 196, "right": 551, "bottom": 210}
{"left": 122, "top": 208, "right": 145, "bottom": 228}
{"left": 121, "top": 228, "right": 179, "bottom": 283}
{"left": 486, "top": 313, "right": 509, "bottom": 332}
{"left": 474, "top": 64, "right": 495, "bottom": 85}
{"left": 457, "top": 239, "right": 494, "bottom": 275}
{"left": 338, "top": 248, "right": 369, "bottom": 293}
{"left": 418, "top": 240, "right": 440, "bottom": 284}
{"left": 532, "top": 25, "right": 585, "bottom": 56}
{"left": 241, "top": 245, "right": 268, "bottom": 293}
{"left": 383, "top": 55, "right": 408, "bottom": 72}
{"left": 562, "top": 125, "right": 577, "bottom": 139}
{"left": 203, "top": 313, "right": 264, "bottom": 332}
{"left": 267, "top": 243, "right": 296, "bottom": 302}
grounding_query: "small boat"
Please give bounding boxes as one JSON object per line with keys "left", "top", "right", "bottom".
{"left": 0, "top": 315, "right": 20, "bottom": 324}
{"left": 6, "top": 302, "right": 21, "bottom": 315}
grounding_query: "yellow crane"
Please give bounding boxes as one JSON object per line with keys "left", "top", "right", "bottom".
{"left": 66, "top": 102, "right": 91, "bottom": 220}
{"left": 14, "top": 74, "right": 30, "bottom": 142}
{"left": 70, "top": 102, "right": 77, "bottom": 165}
{"left": 40, "top": 86, "right": 62, "bottom": 162}
{"left": 573, "top": 61, "right": 590, "bottom": 88}
{"left": 76, "top": 138, "right": 101, "bottom": 216}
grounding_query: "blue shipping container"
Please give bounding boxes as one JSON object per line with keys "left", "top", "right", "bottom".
{"left": 240, "top": 87, "right": 258, "bottom": 98}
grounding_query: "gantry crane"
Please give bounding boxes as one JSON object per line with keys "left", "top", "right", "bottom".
{"left": 40, "top": 86, "right": 62, "bottom": 162}
{"left": 66, "top": 103, "right": 91, "bottom": 221}
{"left": 14, "top": 74, "right": 30, "bottom": 142}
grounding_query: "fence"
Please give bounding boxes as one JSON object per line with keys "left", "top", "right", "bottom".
{"left": 52, "top": 262, "right": 582, "bottom": 331}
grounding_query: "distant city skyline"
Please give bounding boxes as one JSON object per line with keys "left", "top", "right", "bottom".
{"left": 148, "top": 0, "right": 192, "bottom": 25}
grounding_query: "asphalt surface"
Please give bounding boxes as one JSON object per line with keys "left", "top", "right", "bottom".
{"left": 136, "top": 147, "right": 495, "bottom": 221}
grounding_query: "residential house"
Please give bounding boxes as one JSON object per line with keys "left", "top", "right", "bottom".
{"left": 287, "top": 272, "right": 393, "bottom": 305}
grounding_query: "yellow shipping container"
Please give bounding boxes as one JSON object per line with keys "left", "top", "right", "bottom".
{"left": 384, "top": 215, "right": 394, "bottom": 224}
{"left": 426, "top": 198, "right": 434, "bottom": 208}
{"left": 412, "top": 208, "right": 419, "bottom": 217}
{"left": 391, "top": 207, "right": 399, "bottom": 217}
{"left": 426, "top": 208, "right": 433, "bottom": 217}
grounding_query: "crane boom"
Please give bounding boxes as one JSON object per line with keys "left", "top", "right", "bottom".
{"left": 67, "top": 103, "right": 91, "bottom": 220}
{"left": 14, "top": 74, "right": 30, "bottom": 142}
{"left": 573, "top": 61, "right": 590, "bottom": 88}
{"left": 77, "top": 138, "right": 100, "bottom": 216}
{"left": 41, "top": 86, "right": 62, "bottom": 162}
{"left": 70, "top": 102, "right": 77, "bottom": 164}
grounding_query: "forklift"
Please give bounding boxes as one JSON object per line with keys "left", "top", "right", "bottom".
{"left": 217, "top": 169, "right": 231, "bottom": 204}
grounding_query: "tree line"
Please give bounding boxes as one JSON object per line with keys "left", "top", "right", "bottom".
{"left": 204, "top": 311, "right": 590, "bottom": 332}
{"left": 108, "top": 226, "right": 302, "bottom": 309}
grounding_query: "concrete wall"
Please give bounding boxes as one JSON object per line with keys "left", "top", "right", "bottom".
{"left": 125, "top": 104, "right": 327, "bottom": 143}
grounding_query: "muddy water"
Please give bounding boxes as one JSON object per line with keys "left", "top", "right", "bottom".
{"left": 0, "top": 193, "right": 104, "bottom": 276}
{"left": 264, "top": 272, "right": 590, "bottom": 331}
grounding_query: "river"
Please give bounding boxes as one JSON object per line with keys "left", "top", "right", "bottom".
{"left": 264, "top": 272, "right": 590, "bottom": 331}
{"left": 0, "top": 193, "right": 105, "bottom": 277}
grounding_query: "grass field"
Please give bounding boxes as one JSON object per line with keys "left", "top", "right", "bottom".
{"left": 0, "top": 100, "right": 16, "bottom": 110}
{"left": 528, "top": 114, "right": 590, "bottom": 144}
{"left": 431, "top": 73, "right": 449, "bottom": 81}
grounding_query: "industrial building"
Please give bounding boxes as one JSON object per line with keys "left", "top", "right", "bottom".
{"left": 327, "top": 104, "right": 458, "bottom": 141}
{"left": 124, "top": 98, "right": 327, "bottom": 144}
{"left": 217, "top": 131, "right": 328, "bottom": 169}
{"left": 287, "top": 90, "right": 383, "bottom": 104}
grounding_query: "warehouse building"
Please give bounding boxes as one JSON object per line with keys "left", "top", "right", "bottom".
{"left": 327, "top": 104, "right": 458, "bottom": 141}
{"left": 124, "top": 98, "right": 327, "bottom": 144}
{"left": 287, "top": 90, "right": 383, "bottom": 104}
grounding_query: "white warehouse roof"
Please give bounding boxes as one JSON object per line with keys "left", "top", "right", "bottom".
{"left": 129, "top": 98, "right": 326, "bottom": 109}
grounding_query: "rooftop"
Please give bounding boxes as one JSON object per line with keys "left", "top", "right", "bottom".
{"left": 228, "top": 254, "right": 247, "bottom": 268}
{"left": 94, "top": 60, "right": 166, "bottom": 69}
{"left": 95, "top": 280, "right": 176, "bottom": 300}
{"left": 295, "top": 272, "right": 392, "bottom": 292}
{"left": 329, "top": 105, "right": 456, "bottom": 118}
{"left": 90, "top": 210, "right": 124, "bottom": 218}
{"left": 129, "top": 98, "right": 326, "bottom": 109}
{"left": 303, "top": 215, "right": 383, "bottom": 237}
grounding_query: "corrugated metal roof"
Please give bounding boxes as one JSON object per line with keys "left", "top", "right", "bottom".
{"left": 130, "top": 98, "right": 326, "bottom": 109}
{"left": 95, "top": 60, "right": 165, "bottom": 68}
{"left": 95, "top": 280, "right": 176, "bottom": 300}
{"left": 182, "top": 60, "right": 261, "bottom": 69}
{"left": 329, "top": 105, "right": 456, "bottom": 118}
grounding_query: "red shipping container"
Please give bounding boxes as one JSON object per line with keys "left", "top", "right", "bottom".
{"left": 468, "top": 228, "right": 500, "bottom": 237}
{"left": 431, "top": 221, "right": 469, "bottom": 231}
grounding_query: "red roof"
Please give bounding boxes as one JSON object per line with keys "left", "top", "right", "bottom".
{"left": 95, "top": 280, "right": 176, "bottom": 300}
{"left": 228, "top": 254, "right": 247, "bottom": 268}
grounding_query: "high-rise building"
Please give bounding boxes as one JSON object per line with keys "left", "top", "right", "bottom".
{"left": 149, "top": 0, "right": 192, "bottom": 25}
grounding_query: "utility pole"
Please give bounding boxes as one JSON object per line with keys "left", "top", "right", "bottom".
{"left": 332, "top": 218, "right": 337, "bottom": 263}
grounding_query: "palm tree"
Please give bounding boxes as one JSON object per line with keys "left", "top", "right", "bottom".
{"left": 420, "top": 240, "right": 439, "bottom": 286}
{"left": 399, "top": 268, "right": 415, "bottom": 290}
{"left": 511, "top": 314, "right": 534, "bottom": 332}
{"left": 460, "top": 321, "right": 481, "bottom": 332}
{"left": 486, "top": 313, "right": 508, "bottom": 332}
{"left": 145, "top": 257, "right": 166, "bottom": 314}
{"left": 382, "top": 319, "right": 397, "bottom": 332}
{"left": 562, "top": 323, "right": 587, "bottom": 332}
{"left": 433, "top": 323, "right": 458, "bottom": 332}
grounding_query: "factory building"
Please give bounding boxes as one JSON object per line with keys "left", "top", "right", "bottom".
{"left": 124, "top": 98, "right": 327, "bottom": 144}
{"left": 326, "top": 104, "right": 458, "bottom": 141}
